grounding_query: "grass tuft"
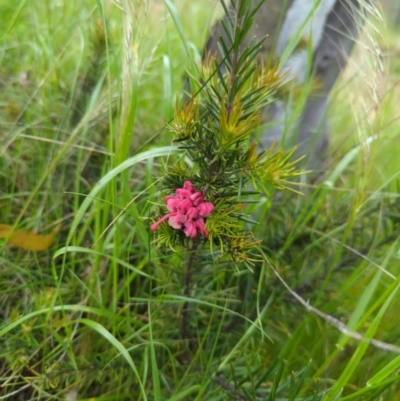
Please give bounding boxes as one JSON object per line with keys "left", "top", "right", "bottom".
{"left": 1, "top": 0, "right": 400, "bottom": 400}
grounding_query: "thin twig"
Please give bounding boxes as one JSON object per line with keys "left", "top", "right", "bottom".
{"left": 262, "top": 250, "right": 400, "bottom": 354}
{"left": 289, "top": 232, "right": 399, "bottom": 297}
{"left": 0, "top": 383, "right": 32, "bottom": 400}
{"left": 215, "top": 373, "right": 250, "bottom": 401}
{"left": 181, "top": 240, "right": 198, "bottom": 342}
{"left": 311, "top": 228, "right": 398, "bottom": 280}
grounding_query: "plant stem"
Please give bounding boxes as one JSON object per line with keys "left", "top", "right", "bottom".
{"left": 181, "top": 240, "right": 198, "bottom": 342}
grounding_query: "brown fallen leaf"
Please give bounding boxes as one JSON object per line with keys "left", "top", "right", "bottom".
{"left": 0, "top": 224, "right": 59, "bottom": 251}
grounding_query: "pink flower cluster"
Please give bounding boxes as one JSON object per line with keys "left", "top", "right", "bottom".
{"left": 150, "top": 181, "right": 214, "bottom": 238}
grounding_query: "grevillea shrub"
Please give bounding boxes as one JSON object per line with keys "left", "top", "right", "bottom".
{"left": 149, "top": 0, "right": 304, "bottom": 346}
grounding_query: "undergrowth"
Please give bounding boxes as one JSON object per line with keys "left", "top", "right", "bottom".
{"left": 1, "top": 0, "right": 400, "bottom": 400}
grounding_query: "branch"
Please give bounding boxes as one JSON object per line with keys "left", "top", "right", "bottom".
{"left": 261, "top": 250, "right": 400, "bottom": 354}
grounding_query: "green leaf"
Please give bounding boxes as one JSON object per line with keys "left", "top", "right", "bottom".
{"left": 77, "top": 318, "right": 147, "bottom": 400}
{"left": 367, "top": 354, "right": 400, "bottom": 386}
{"left": 66, "top": 146, "right": 179, "bottom": 244}
{"left": 323, "top": 283, "right": 400, "bottom": 401}
{"left": 0, "top": 305, "right": 112, "bottom": 337}
{"left": 54, "top": 246, "right": 151, "bottom": 278}
{"left": 169, "top": 385, "right": 201, "bottom": 401}
{"left": 147, "top": 305, "right": 161, "bottom": 401}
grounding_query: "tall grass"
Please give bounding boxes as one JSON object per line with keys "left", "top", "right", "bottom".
{"left": 1, "top": 0, "right": 400, "bottom": 400}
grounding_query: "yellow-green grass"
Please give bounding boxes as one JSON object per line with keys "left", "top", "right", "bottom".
{"left": 1, "top": 1, "right": 400, "bottom": 400}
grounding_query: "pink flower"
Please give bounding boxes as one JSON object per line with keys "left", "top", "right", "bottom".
{"left": 168, "top": 212, "right": 185, "bottom": 229}
{"left": 150, "top": 181, "right": 214, "bottom": 238}
{"left": 178, "top": 199, "right": 193, "bottom": 213}
{"left": 190, "top": 191, "right": 204, "bottom": 205}
{"left": 183, "top": 181, "right": 196, "bottom": 192}
{"left": 197, "top": 202, "right": 214, "bottom": 217}
{"left": 165, "top": 196, "right": 181, "bottom": 212}
{"left": 186, "top": 207, "right": 199, "bottom": 221}
{"left": 150, "top": 214, "right": 171, "bottom": 231}
{"left": 183, "top": 221, "right": 197, "bottom": 238}
{"left": 175, "top": 188, "right": 192, "bottom": 199}
{"left": 195, "top": 218, "right": 208, "bottom": 237}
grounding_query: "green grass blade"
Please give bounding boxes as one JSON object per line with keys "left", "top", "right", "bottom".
{"left": 323, "top": 283, "right": 400, "bottom": 401}
{"left": 367, "top": 354, "right": 400, "bottom": 386}
{"left": 0, "top": 305, "right": 112, "bottom": 337}
{"left": 66, "top": 146, "right": 179, "bottom": 243}
{"left": 170, "top": 385, "right": 201, "bottom": 401}
{"left": 53, "top": 246, "right": 151, "bottom": 278}
{"left": 77, "top": 318, "right": 147, "bottom": 400}
{"left": 164, "top": 0, "right": 191, "bottom": 59}
{"left": 1, "top": 0, "right": 28, "bottom": 39}
{"left": 337, "top": 270, "right": 382, "bottom": 343}
{"left": 147, "top": 304, "right": 161, "bottom": 401}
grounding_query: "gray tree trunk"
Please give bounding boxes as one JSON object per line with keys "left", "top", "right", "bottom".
{"left": 205, "top": 0, "right": 368, "bottom": 176}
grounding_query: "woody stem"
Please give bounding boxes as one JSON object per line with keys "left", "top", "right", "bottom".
{"left": 181, "top": 240, "right": 198, "bottom": 343}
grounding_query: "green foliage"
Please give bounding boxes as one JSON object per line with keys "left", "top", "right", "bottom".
{"left": 151, "top": 0, "right": 301, "bottom": 263}
{"left": 1, "top": 0, "right": 400, "bottom": 400}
